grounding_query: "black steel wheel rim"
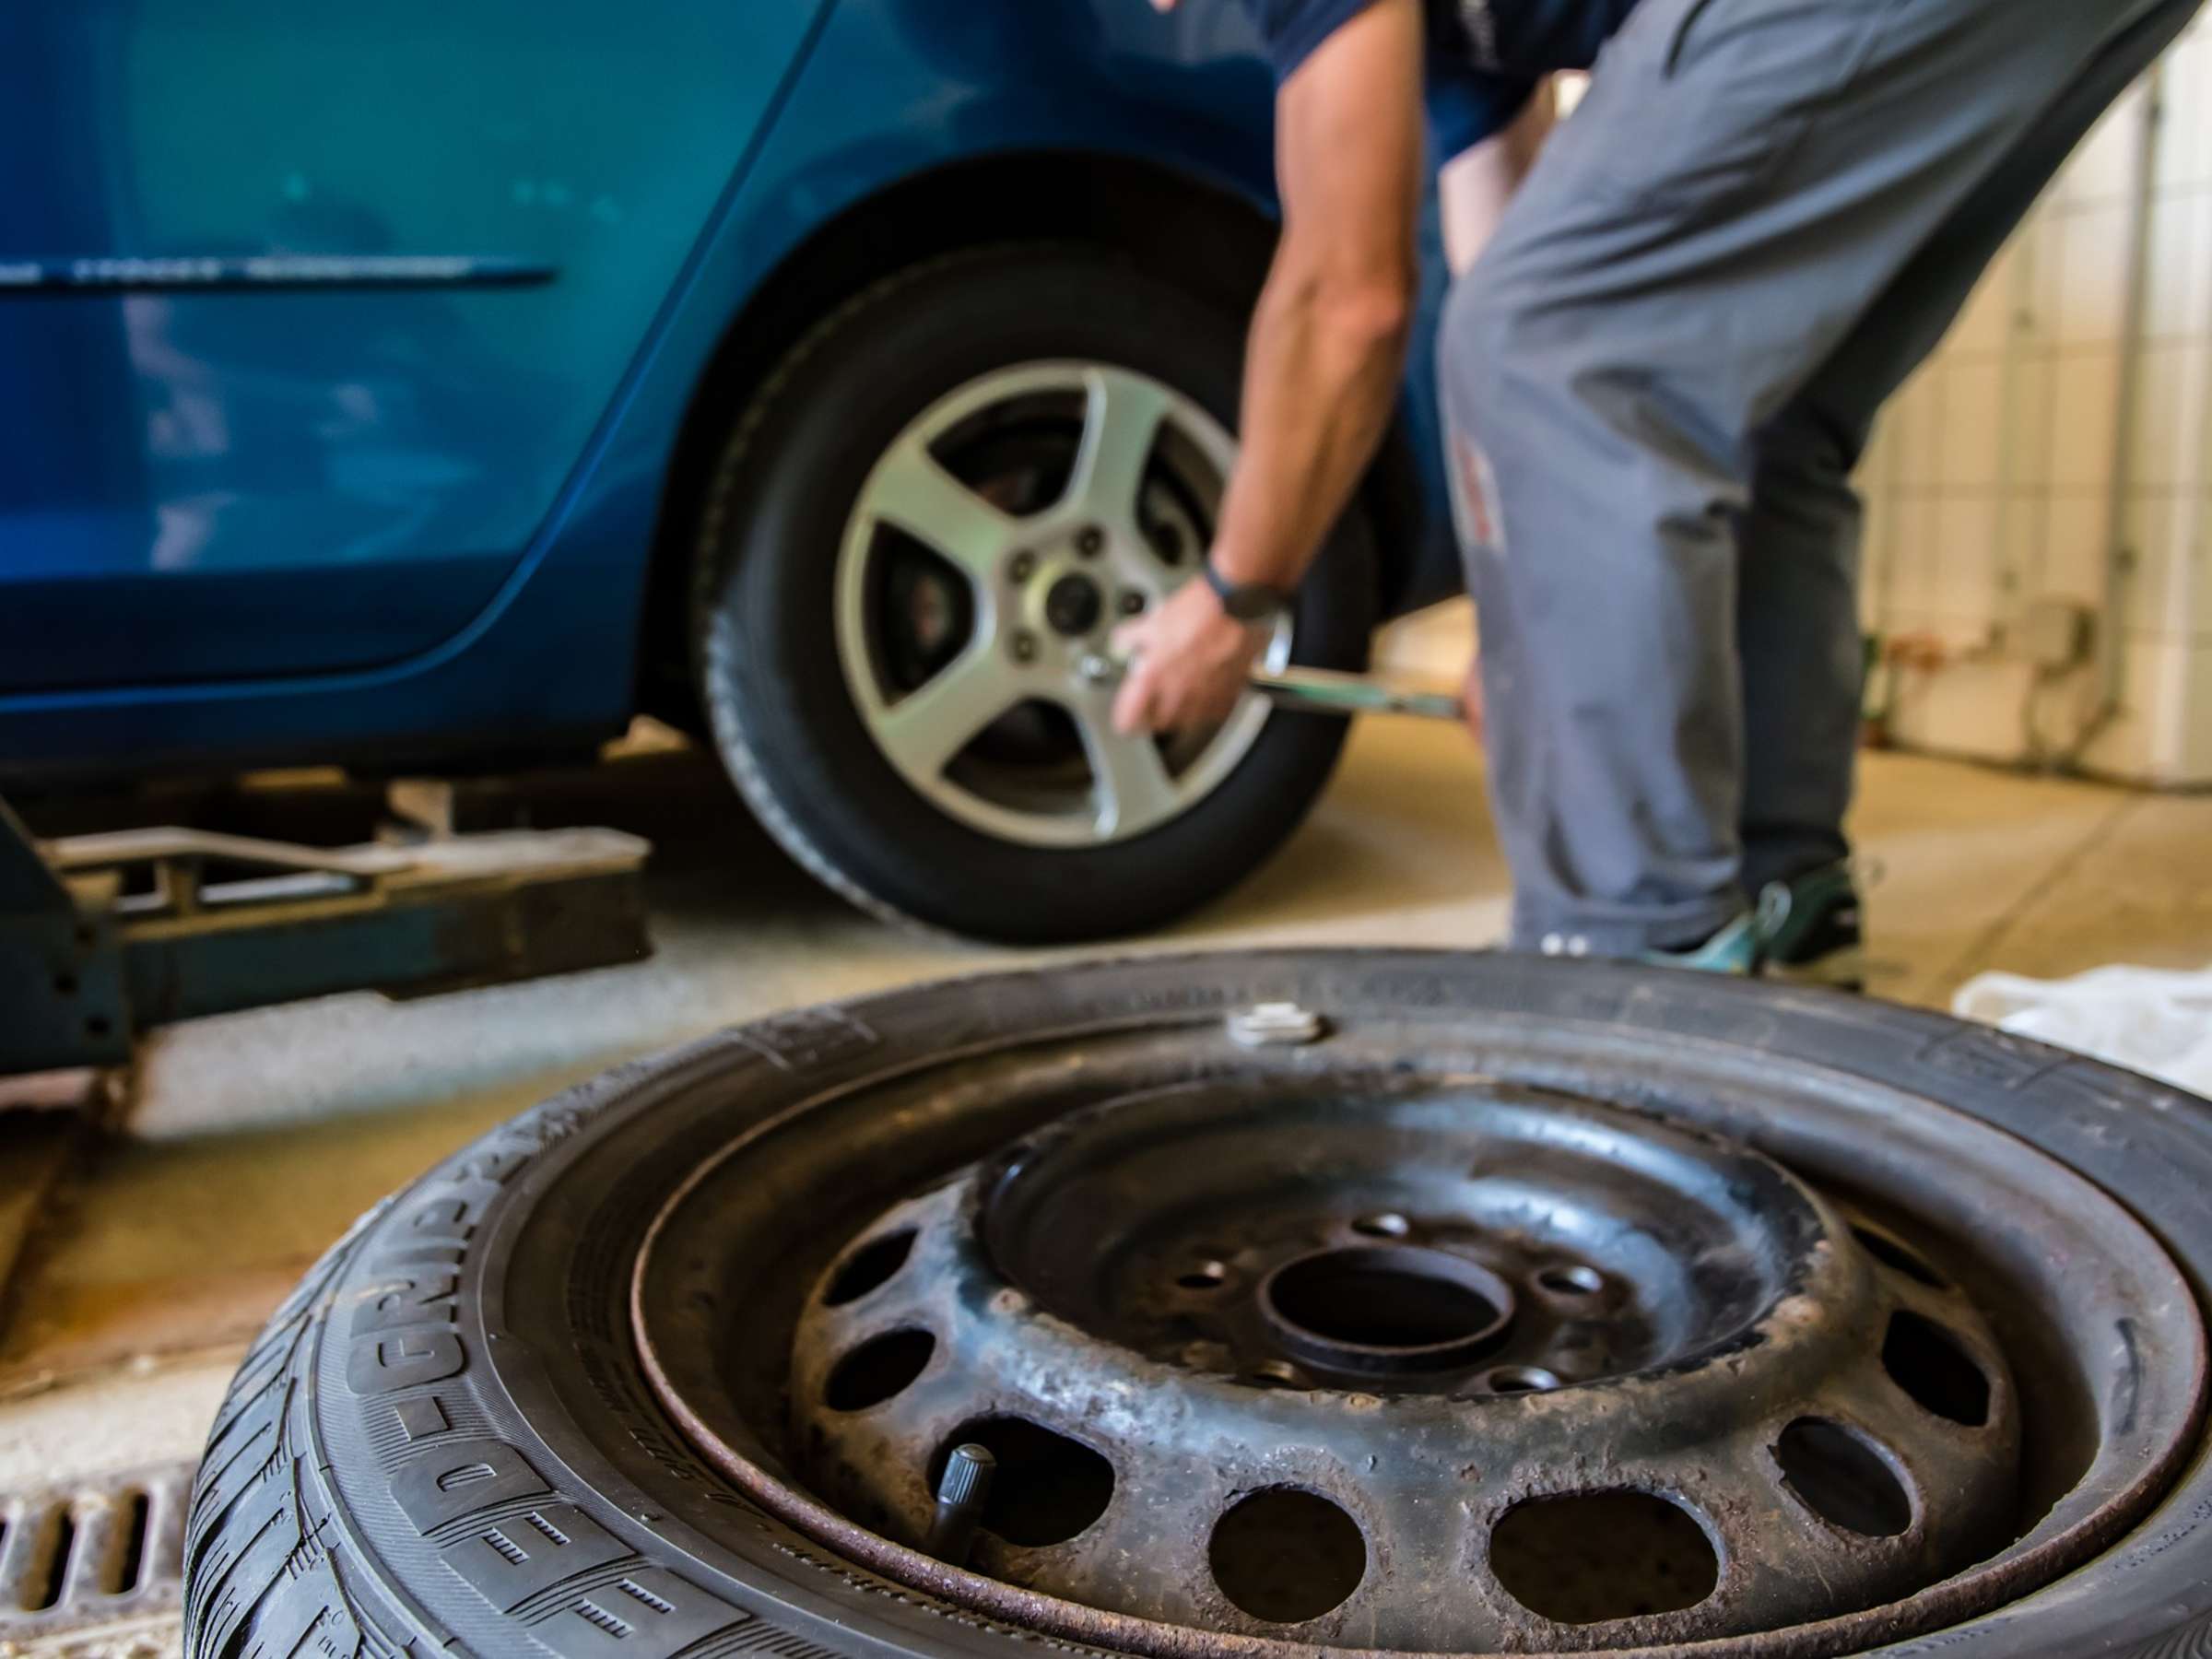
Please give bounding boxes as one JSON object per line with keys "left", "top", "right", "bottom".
{"left": 623, "top": 958, "right": 2207, "bottom": 1659}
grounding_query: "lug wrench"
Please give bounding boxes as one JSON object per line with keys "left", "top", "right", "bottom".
{"left": 1077, "top": 652, "right": 1467, "bottom": 723}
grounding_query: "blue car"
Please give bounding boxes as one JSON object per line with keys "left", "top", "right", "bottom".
{"left": 0, "top": 2, "right": 1460, "bottom": 941}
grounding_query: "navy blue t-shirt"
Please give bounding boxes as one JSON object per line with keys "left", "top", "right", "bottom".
{"left": 1242, "top": 0, "right": 1637, "bottom": 156}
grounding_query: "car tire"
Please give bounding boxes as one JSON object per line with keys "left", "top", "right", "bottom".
{"left": 183, "top": 952, "right": 2212, "bottom": 1659}
{"left": 690, "top": 246, "right": 1377, "bottom": 944}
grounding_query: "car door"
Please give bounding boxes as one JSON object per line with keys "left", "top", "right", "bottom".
{"left": 0, "top": 3, "right": 826, "bottom": 694}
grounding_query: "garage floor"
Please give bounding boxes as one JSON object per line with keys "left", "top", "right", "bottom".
{"left": 3, "top": 612, "right": 2210, "bottom": 1643}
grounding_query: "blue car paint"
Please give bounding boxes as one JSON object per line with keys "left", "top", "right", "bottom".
{"left": 0, "top": 1, "right": 1455, "bottom": 782}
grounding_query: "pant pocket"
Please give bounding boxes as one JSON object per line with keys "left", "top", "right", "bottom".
{"left": 1570, "top": 0, "right": 1898, "bottom": 220}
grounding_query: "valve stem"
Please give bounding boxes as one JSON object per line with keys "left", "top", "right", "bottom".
{"left": 924, "top": 1443, "right": 995, "bottom": 1566}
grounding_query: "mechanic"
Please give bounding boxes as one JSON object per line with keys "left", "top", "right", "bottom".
{"left": 1112, "top": 0, "right": 2196, "bottom": 975}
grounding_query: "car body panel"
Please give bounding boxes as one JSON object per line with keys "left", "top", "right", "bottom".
{"left": 0, "top": 1, "right": 829, "bottom": 692}
{"left": 0, "top": 0, "right": 1458, "bottom": 782}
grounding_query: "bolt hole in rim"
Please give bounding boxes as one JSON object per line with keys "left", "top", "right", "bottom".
{"left": 629, "top": 968, "right": 2208, "bottom": 1658}
{"left": 1208, "top": 1488, "right": 1368, "bottom": 1625}
{"left": 1853, "top": 1224, "right": 1951, "bottom": 1288}
{"left": 1478, "top": 1364, "right": 1563, "bottom": 1395}
{"left": 1882, "top": 1309, "right": 1993, "bottom": 1427}
{"left": 1775, "top": 1418, "right": 1915, "bottom": 1537}
{"left": 1352, "top": 1211, "right": 1413, "bottom": 1239}
{"left": 1489, "top": 1491, "right": 1722, "bottom": 1625}
{"left": 823, "top": 1329, "right": 935, "bottom": 1413}
{"left": 822, "top": 1229, "right": 917, "bottom": 1306}
{"left": 832, "top": 361, "right": 1293, "bottom": 849}
{"left": 1536, "top": 1263, "right": 1606, "bottom": 1298}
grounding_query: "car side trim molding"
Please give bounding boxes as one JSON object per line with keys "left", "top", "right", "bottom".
{"left": 0, "top": 254, "right": 556, "bottom": 293}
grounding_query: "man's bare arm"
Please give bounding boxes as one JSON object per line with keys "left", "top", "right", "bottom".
{"left": 1212, "top": 0, "right": 1425, "bottom": 590}
{"left": 1113, "top": 0, "right": 1426, "bottom": 734}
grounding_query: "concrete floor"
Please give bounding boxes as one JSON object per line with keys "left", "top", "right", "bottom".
{"left": 4, "top": 620, "right": 2211, "bottom": 1527}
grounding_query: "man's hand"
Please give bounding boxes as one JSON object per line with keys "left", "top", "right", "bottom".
{"left": 1110, "top": 579, "right": 1266, "bottom": 735}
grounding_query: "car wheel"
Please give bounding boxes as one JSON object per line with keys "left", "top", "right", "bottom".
{"left": 184, "top": 954, "right": 2212, "bottom": 1658}
{"left": 691, "top": 247, "right": 1376, "bottom": 943}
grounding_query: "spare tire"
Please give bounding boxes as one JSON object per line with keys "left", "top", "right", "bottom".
{"left": 185, "top": 953, "right": 2212, "bottom": 1658}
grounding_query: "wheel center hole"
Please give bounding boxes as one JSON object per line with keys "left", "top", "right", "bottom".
{"left": 1261, "top": 1246, "right": 1512, "bottom": 1371}
{"left": 1043, "top": 573, "right": 1103, "bottom": 637}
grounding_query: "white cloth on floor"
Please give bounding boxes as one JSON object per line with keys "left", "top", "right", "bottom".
{"left": 1953, "top": 964, "right": 2212, "bottom": 1094}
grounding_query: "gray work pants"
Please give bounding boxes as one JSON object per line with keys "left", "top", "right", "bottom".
{"left": 1441, "top": 0, "right": 2200, "bottom": 956}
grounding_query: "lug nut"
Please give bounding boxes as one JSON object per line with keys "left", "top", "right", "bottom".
{"left": 1008, "top": 550, "right": 1036, "bottom": 582}
{"left": 1118, "top": 590, "right": 1147, "bottom": 617}
{"left": 1010, "top": 629, "right": 1039, "bottom": 664}
{"left": 1076, "top": 525, "right": 1105, "bottom": 558}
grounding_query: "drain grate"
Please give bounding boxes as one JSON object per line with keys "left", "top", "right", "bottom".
{"left": 0, "top": 1464, "right": 192, "bottom": 1640}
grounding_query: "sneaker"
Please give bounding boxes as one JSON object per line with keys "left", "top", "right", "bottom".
{"left": 1755, "top": 861, "right": 1866, "bottom": 992}
{"left": 1640, "top": 908, "right": 1762, "bottom": 974}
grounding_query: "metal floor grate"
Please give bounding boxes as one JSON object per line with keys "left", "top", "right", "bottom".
{"left": 0, "top": 1463, "right": 192, "bottom": 1642}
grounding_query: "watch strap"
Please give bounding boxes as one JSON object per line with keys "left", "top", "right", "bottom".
{"left": 1201, "top": 558, "right": 1291, "bottom": 621}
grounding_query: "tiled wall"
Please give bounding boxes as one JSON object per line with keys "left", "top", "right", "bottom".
{"left": 1859, "top": 29, "right": 2212, "bottom": 784}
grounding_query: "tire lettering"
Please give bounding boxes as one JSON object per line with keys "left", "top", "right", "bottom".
{"left": 393, "top": 1438, "right": 549, "bottom": 1533}
{"left": 350, "top": 1270, "right": 460, "bottom": 1336}
{"left": 394, "top": 1395, "right": 451, "bottom": 1441}
{"left": 535, "top": 1567, "right": 745, "bottom": 1659}
{"left": 442, "top": 1502, "right": 629, "bottom": 1611}
{"left": 347, "top": 1329, "right": 465, "bottom": 1395}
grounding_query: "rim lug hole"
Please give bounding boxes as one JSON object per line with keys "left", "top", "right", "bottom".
{"left": 1118, "top": 591, "right": 1147, "bottom": 617}
{"left": 1177, "top": 1261, "right": 1230, "bottom": 1291}
{"left": 1537, "top": 1265, "right": 1606, "bottom": 1298}
{"left": 1008, "top": 550, "right": 1036, "bottom": 582}
{"left": 1352, "top": 1212, "right": 1412, "bottom": 1240}
{"left": 1076, "top": 525, "right": 1105, "bottom": 558}
{"left": 1011, "top": 629, "right": 1039, "bottom": 664}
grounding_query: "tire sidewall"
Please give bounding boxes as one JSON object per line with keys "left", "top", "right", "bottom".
{"left": 272, "top": 954, "right": 2212, "bottom": 1659}
{"left": 695, "top": 249, "right": 1376, "bottom": 944}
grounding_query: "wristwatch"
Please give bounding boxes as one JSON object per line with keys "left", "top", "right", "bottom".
{"left": 1200, "top": 557, "right": 1293, "bottom": 622}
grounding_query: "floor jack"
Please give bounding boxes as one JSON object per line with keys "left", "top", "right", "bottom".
{"left": 0, "top": 790, "right": 649, "bottom": 1078}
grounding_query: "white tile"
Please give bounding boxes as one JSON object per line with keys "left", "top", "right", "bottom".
{"left": 2051, "top": 202, "right": 2135, "bottom": 345}
{"left": 2064, "top": 85, "right": 2147, "bottom": 206}
{"left": 1889, "top": 658, "right": 2039, "bottom": 762}
{"left": 2182, "top": 642, "right": 2212, "bottom": 781}
{"left": 2145, "top": 193, "right": 2209, "bottom": 341}
{"left": 2134, "top": 342, "right": 2206, "bottom": 489}
{"left": 1938, "top": 360, "right": 2006, "bottom": 488}
{"left": 1883, "top": 497, "right": 1941, "bottom": 619}
{"left": 2084, "top": 635, "right": 2194, "bottom": 781}
{"left": 1887, "top": 369, "right": 1945, "bottom": 488}
{"left": 2004, "top": 353, "right": 2058, "bottom": 491}
{"left": 2050, "top": 350, "right": 2124, "bottom": 490}
{"left": 2124, "top": 489, "right": 2194, "bottom": 632}
{"left": 1995, "top": 491, "right": 2045, "bottom": 615}
{"left": 1948, "top": 241, "right": 2024, "bottom": 358}
{"left": 2018, "top": 212, "right": 2065, "bottom": 346}
{"left": 2193, "top": 494, "right": 2212, "bottom": 635}
{"left": 2041, "top": 493, "right": 2110, "bottom": 606}
{"left": 2155, "top": 39, "right": 2212, "bottom": 190}
{"left": 1933, "top": 497, "right": 2001, "bottom": 626}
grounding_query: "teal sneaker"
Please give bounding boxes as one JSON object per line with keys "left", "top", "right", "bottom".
{"left": 1640, "top": 907, "right": 1763, "bottom": 974}
{"left": 1755, "top": 861, "right": 1866, "bottom": 992}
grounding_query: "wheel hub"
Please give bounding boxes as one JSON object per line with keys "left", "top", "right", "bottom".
{"left": 831, "top": 360, "right": 1295, "bottom": 847}
{"left": 1041, "top": 570, "right": 1104, "bottom": 637}
{"left": 782, "top": 1076, "right": 2020, "bottom": 1648}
